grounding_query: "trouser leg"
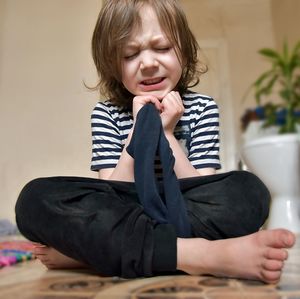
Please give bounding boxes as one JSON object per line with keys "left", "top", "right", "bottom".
{"left": 15, "top": 171, "right": 270, "bottom": 277}
{"left": 15, "top": 176, "right": 177, "bottom": 278}
{"left": 181, "top": 170, "right": 271, "bottom": 240}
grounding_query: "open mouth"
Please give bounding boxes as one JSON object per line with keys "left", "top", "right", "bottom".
{"left": 141, "top": 77, "right": 165, "bottom": 86}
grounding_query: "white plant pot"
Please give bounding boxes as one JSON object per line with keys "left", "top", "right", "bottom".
{"left": 241, "top": 124, "right": 300, "bottom": 233}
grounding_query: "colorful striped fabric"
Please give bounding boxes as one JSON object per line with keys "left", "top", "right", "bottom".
{"left": 0, "top": 240, "right": 35, "bottom": 268}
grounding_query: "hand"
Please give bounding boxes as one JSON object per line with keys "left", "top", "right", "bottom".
{"left": 160, "top": 91, "right": 184, "bottom": 135}
{"left": 132, "top": 95, "right": 163, "bottom": 120}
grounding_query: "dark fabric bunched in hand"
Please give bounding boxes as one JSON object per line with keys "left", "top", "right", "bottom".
{"left": 126, "top": 103, "right": 191, "bottom": 237}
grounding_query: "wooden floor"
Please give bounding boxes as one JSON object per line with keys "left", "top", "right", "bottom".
{"left": 0, "top": 235, "right": 299, "bottom": 299}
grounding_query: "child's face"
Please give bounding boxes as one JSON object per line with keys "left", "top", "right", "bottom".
{"left": 121, "top": 5, "right": 183, "bottom": 100}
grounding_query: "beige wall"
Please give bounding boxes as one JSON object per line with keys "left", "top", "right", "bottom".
{"left": 0, "top": 0, "right": 101, "bottom": 221}
{"left": 1, "top": 0, "right": 299, "bottom": 223}
{"left": 272, "top": 0, "right": 300, "bottom": 49}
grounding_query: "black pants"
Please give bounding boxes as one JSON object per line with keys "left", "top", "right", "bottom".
{"left": 15, "top": 171, "right": 270, "bottom": 278}
{"left": 15, "top": 104, "right": 270, "bottom": 278}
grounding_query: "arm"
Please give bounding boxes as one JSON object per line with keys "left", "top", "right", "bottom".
{"left": 98, "top": 129, "right": 135, "bottom": 181}
{"left": 160, "top": 92, "right": 218, "bottom": 179}
{"left": 98, "top": 96, "right": 163, "bottom": 181}
{"left": 188, "top": 96, "right": 220, "bottom": 173}
{"left": 90, "top": 102, "right": 134, "bottom": 181}
{"left": 165, "top": 133, "right": 216, "bottom": 178}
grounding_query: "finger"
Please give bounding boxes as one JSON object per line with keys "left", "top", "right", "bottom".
{"left": 135, "top": 95, "right": 159, "bottom": 103}
{"left": 133, "top": 95, "right": 162, "bottom": 110}
{"left": 167, "top": 91, "right": 180, "bottom": 101}
{"left": 163, "top": 91, "right": 182, "bottom": 106}
{"left": 171, "top": 91, "right": 183, "bottom": 106}
{"left": 147, "top": 97, "right": 163, "bottom": 111}
{"left": 162, "top": 92, "right": 184, "bottom": 114}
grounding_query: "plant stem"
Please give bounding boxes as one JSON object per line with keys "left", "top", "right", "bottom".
{"left": 285, "top": 72, "right": 296, "bottom": 133}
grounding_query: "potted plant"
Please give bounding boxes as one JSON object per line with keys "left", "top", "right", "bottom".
{"left": 242, "top": 40, "right": 300, "bottom": 134}
{"left": 240, "top": 40, "right": 300, "bottom": 233}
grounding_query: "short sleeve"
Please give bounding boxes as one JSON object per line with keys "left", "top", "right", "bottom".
{"left": 189, "top": 98, "right": 221, "bottom": 169}
{"left": 90, "top": 102, "right": 123, "bottom": 171}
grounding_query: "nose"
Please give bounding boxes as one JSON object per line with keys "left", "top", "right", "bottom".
{"left": 140, "top": 50, "right": 159, "bottom": 70}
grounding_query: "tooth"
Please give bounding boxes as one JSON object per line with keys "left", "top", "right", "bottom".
{"left": 144, "top": 78, "right": 161, "bottom": 85}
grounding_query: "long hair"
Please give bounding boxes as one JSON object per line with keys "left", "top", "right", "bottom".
{"left": 90, "top": 0, "right": 207, "bottom": 109}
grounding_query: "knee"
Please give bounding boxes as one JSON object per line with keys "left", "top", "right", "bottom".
{"left": 232, "top": 170, "right": 270, "bottom": 205}
{"left": 15, "top": 177, "right": 50, "bottom": 232}
{"left": 229, "top": 170, "right": 271, "bottom": 226}
{"left": 16, "top": 178, "right": 48, "bottom": 209}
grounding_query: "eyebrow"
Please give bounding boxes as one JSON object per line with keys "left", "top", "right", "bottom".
{"left": 125, "top": 35, "right": 170, "bottom": 49}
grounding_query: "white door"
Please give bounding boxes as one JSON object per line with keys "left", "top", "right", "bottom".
{"left": 191, "top": 39, "right": 237, "bottom": 172}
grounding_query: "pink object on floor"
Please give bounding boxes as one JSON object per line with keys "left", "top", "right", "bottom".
{"left": 0, "top": 240, "right": 35, "bottom": 268}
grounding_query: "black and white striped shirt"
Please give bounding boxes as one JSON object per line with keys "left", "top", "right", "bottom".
{"left": 91, "top": 91, "right": 221, "bottom": 172}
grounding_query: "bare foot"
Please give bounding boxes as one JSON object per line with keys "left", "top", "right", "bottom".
{"left": 33, "top": 244, "right": 87, "bottom": 270}
{"left": 177, "top": 228, "right": 295, "bottom": 284}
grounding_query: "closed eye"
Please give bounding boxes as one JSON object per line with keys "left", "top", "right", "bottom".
{"left": 124, "top": 52, "right": 139, "bottom": 60}
{"left": 156, "top": 47, "right": 171, "bottom": 52}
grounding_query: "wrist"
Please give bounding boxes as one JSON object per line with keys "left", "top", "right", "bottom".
{"left": 163, "top": 130, "right": 175, "bottom": 139}
{"left": 125, "top": 125, "right": 135, "bottom": 145}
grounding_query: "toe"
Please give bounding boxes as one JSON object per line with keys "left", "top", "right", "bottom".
{"left": 260, "top": 229, "right": 296, "bottom": 249}
{"left": 264, "top": 248, "right": 288, "bottom": 261}
{"left": 260, "top": 269, "right": 281, "bottom": 284}
{"left": 263, "top": 259, "right": 284, "bottom": 271}
{"left": 33, "top": 246, "right": 48, "bottom": 255}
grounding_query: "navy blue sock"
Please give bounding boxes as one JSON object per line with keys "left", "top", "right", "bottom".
{"left": 127, "top": 103, "right": 191, "bottom": 237}
{"left": 127, "top": 104, "right": 168, "bottom": 224}
{"left": 158, "top": 121, "right": 191, "bottom": 237}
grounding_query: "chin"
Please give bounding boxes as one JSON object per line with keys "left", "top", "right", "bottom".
{"left": 140, "top": 90, "right": 170, "bottom": 100}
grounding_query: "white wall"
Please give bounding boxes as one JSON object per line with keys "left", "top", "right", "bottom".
{"left": 0, "top": 0, "right": 101, "bottom": 221}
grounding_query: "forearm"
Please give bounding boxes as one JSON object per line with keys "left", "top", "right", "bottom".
{"left": 109, "top": 154, "right": 134, "bottom": 182}
{"left": 165, "top": 133, "right": 200, "bottom": 179}
{"left": 99, "top": 128, "right": 135, "bottom": 182}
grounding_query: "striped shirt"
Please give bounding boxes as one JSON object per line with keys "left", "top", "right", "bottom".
{"left": 91, "top": 91, "right": 221, "bottom": 172}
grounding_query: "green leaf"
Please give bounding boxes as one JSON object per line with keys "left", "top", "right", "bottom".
{"left": 289, "top": 55, "right": 299, "bottom": 73}
{"left": 253, "top": 69, "right": 274, "bottom": 87}
{"left": 291, "top": 40, "right": 300, "bottom": 57}
{"left": 288, "top": 42, "right": 300, "bottom": 76}
{"left": 264, "top": 74, "right": 279, "bottom": 92}
{"left": 254, "top": 73, "right": 279, "bottom": 104}
{"left": 280, "top": 88, "right": 292, "bottom": 101}
{"left": 258, "top": 48, "right": 281, "bottom": 61}
{"left": 243, "top": 40, "right": 300, "bottom": 133}
{"left": 262, "top": 104, "right": 277, "bottom": 127}
{"left": 283, "top": 41, "right": 289, "bottom": 62}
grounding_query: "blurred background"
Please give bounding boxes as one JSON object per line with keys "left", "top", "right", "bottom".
{"left": 0, "top": 0, "right": 299, "bottom": 223}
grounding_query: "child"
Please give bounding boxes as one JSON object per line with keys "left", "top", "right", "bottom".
{"left": 15, "top": 0, "right": 295, "bottom": 284}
